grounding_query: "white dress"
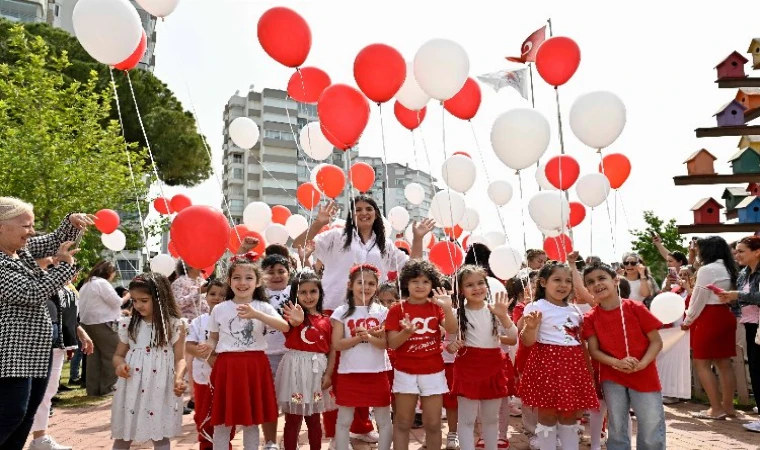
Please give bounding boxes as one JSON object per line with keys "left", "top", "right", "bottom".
{"left": 111, "top": 316, "right": 184, "bottom": 442}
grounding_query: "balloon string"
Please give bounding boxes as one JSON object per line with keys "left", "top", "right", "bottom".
{"left": 517, "top": 172, "right": 528, "bottom": 253}
{"left": 589, "top": 207, "right": 593, "bottom": 255}
{"left": 411, "top": 131, "right": 420, "bottom": 172}
{"left": 468, "top": 121, "right": 508, "bottom": 237}
{"left": 378, "top": 103, "right": 391, "bottom": 217}
{"left": 528, "top": 63, "right": 536, "bottom": 109}
{"left": 597, "top": 151, "right": 617, "bottom": 258}
{"left": 285, "top": 69, "right": 314, "bottom": 176}
{"left": 617, "top": 189, "right": 632, "bottom": 237}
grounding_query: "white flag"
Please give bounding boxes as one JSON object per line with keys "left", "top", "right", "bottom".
{"left": 477, "top": 69, "right": 530, "bottom": 101}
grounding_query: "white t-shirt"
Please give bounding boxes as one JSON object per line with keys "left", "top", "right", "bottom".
{"left": 462, "top": 306, "right": 500, "bottom": 349}
{"left": 523, "top": 299, "right": 583, "bottom": 347}
{"left": 208, "top": 300, "right": 278, "bottom": 353}
{"left": 265, "top": 286, "right": 291, "bottom": 356}
{"left": 331, "top": 303, "right": 391, "bottom": 374}
{"left": 186, "top": 314, "right": 211, "bottom": 385}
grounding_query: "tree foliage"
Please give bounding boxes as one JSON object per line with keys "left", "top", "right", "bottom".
{"left": 630, "top": 210, "right": 687, "bottom": 283}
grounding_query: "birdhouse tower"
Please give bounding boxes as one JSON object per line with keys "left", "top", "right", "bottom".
{"left": 683, "top": 149, "right": 718, "bottom": 175}
{"left": 715, "top": 100, "right": 748, "bottom": 127}
{"left": 749, "top": 38, "right": 760, "bottom": 70}
{"left": 736, "top": 88, "right": 760, "bottom": 111}
{"left": 691, "top": 198, "right": 724, "bottom": 225}
{"left": 739, "top": 135, "right": 760, "bottom": 152}
{"left": 729, "top": 147, "right": 760, "bottom": 174}
{"left": 715, "top": 51, "right": 749, "bottom": 80}
{"left": 724, "top": 187, "right": 750, "bottom": 211}
{"left": 748, "top": 183, "right": 760, "bottom": 196}
{"left": 737, "top": 196, "right": 760, "bottom": 223}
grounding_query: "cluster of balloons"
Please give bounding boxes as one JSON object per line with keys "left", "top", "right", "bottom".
{"left": 153, "top": 194, "right": 193, "bottom": 215}
{"left": 94, "top": 209, "right": 126, "bottom": 252}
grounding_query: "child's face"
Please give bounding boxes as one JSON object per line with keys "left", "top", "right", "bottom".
{"left": 230, "top": 265, "right": 258, "bottom": 299}
{"left": 583, "top": 269, "right": 618, "bottom": 302}
{"left": 206, "top": 285, "right": 225, "bottom": 309}
{"left": 265, "top": 263, "right": 289, "bottom": 291}
{"left": 407, "top": 275, "right": 433, "bottom": 300}
{"left": 528, "top": 253, "right": 547, "bottom": 270}
{"left": 348, "top": 271, "right": 378, "bottom": 306}
{"left": 131, "top": 289, "right": 153, "bottom": 320}
{"left": 460, "top": 273, "right": 488, "bottom": 305}
{"left": 378, "top": 290, "right": 399, "bottom": 308}
{"left": 541, "top": 267, "right": 573, "bottom": 302}
{"left": 296, "top": 281, "right": 321, "bottom": 312}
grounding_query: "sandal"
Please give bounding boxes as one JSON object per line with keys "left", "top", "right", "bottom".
{"left": 691, "top": 410, "right": 727, "bottom": 420}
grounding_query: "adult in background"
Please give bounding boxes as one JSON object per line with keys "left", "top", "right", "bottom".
{"left": 0, "top": 197, "right": 93, "bottom": 450}
{"left": 620, "top": 252, "right": 659, "bottom": 304}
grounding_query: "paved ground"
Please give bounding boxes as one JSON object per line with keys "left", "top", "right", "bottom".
{"left": 29, "top": 399, "right": 760, "bottom": 449}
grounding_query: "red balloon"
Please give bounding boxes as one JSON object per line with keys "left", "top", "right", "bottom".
{"left": 257, "top": 7, "right": 311, "bottom": 68}
{"left": 461, "top": 234, "right": 470, "bottom": 249}
{"left": 535, "top": 37, "right": 581, "bottom": 87}
{"left": 348, "top": 162, "right": 375, "bottom": 193}
{"left": 429, "top": 241, "right": 464, "bottom": 276}
{"left": 568, "top": 202, "right": 586, "bottom": 228}
{"left": 170, "top": 194, "right": 192, "bottom": 213}
{"left": 94, "top": 209, "right": 120, "bottom": 234}
{"left": 543, "top": 234, "right": 573, "bottom": 262}
{"left": 353, "top": 44, "right": 406, "bottom": 104}
{"left": 599, "top": 153, "right": 632, "bottom": 189}
{"left": 167, "top": 241, "right": 179, "bottom": 258}
{"left": 114, "top": 30, "right": 146, "bottom": 71}
{"left": 318, "top": 84, "right": 370, "bottom": 150}
{"left": 228, "top": 225, "right": 266, "bottom": 254}
{"left": 297, "top": 182, "right": 322, "bottom": 210}
{"left": 153, "top": 197, "right": 171, "bottom": 215}
{"left": 287, "top": 67, "right": 331, "bottom": 104}
{"left": 271, "top": 205, "right": 292, "bottom": 225}
{"left": 443, "top": 225, "right": 464, "bottom": 239}
{"left": 170, "top": 206, "right": 230, "bottom": 269}
{"left": 452, "top": 151, "right": 471, "bottom": 159}
{"left": 315, "top": 165, "right": 346, "bottom": 199}
{"left": 395, "top": 240, "right": 411, "bottom": 252}
{"left": 201, "top": 264, "right": 216, "bottom": 280}
{"left": 443, "top": 77, "right": 482, "bottom": 121}
{"left": 545, "top": 155, "right": 580, "bottom": 190}
{"left": 393, "top": 101, "right": 426, "bottom": 131}
{"left": 427, "top": 234, "right": 437, "bottom": 250}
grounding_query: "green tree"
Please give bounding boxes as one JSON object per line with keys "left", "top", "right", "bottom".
{"left": 630, "top": 210, "right": 687, "bottom": 283}
{"left": 0, "top": 25, "right": 148, "bottom": 271}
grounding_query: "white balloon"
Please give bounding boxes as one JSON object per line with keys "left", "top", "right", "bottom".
{"left": 405, "top": 223, "right": 432, "bottom": 248}
{"left": 535, "top": 163, "right": 558, "bottom": 191}
{"left": 229, "top": 117, "right": 260, "bottom": 150}
{"left": 487, "top": 277, "right": 507, "bottom": 295}
{"left": 264, "top": 223, "right": 289, "bottom": 245}
{"left": 649, "top": 292, "right": 686, "bottom": 324}
{"left": 404, "top": 183, "right": 425, "bottom": 205}
{"left": 459, "top": 208, "right": 480, "bottom": 231}
{"left": 491, "top": 109, "right": 551, "bottom": 171}
{"left": 466, "top": 233, "right": 488, "bottom": 247}
{"left": 134, "top": 0, "right": 179, "bottom": 17}
{"left": 383, "top": 218, "right": 394, "bottom": 239}
{"left": 243, "top": 202, "right": 272, "bottom": 232}
{"left": 151, "top": 254, "right": 175, "bottom": 277}
{"left": 388, "top": 206, "right": 410, "bottom": 232}
{"left": 413, "top": 39, "right": 470, "bottom": 101}
{"left": 299, "top": 122, "right": 334, "bottom": 161}
{"left": 441, "top": 155, "right": 476, "bottom": 193}
{"left": 528, "top": 191, "right": 570, "bottom": 231}
{"left": 101, "top": 230, "right": 126, "bottom": 252}
{"left": 429, "top": 191, "right": 467, "bottom": 228}
{"left": 396, "top": 63, "right": 430, "bottom": 111}
{"left": 72, "top": 0, "right": 142, "bottom": 65}
{"left": 489, "top": 245, "right": 524, "bottom": 280}
{"left": 484, "top": 231, "right": 506, "bottom": 249}
{"left": 285, "top": 214, "right": 309, "bottom": 239}
{"left": 487, "top": 180, "right": 514, "bottom": 206}
{"left": 575, "top": 173, "right": 611, "bottom": 208}
{"left": 539, "top": 227, "right": 562, "bottom": 238}
{"left": 570, "top": 91, "right": 627, "bottom": 150}
{"left": 310, "top": 164, "right": 327, "bottom": 193}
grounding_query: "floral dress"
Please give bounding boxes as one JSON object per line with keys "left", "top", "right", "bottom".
{"left": 172, "top": 275, "right": 209, "bottom": 321}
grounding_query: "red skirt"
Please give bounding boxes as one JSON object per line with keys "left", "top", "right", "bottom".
{"left": 442, "top": 363, "right": 457, "bottom": 409}
{"left": 519, "top": 343, "right": 599, "bottom": 412}
{"left": 453, "top": 347, "right": 512, "bottom": 400}
{"left": 691, "top": 304, "right": 737, "bottom": 360}
{"left": 210, "top": 351, "right": 278, "bottom": 426}
{"left": 335, "top": 372, "right": 391, "bottom": 407}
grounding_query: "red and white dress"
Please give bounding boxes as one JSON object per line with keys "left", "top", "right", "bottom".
{"left": 519, "top": 299, "right": 598, "bottom": 411}
{"left": 207, "top": 300, "right": 280, "bottom": 426}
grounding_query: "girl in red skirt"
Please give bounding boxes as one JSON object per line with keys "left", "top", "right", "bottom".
{"left": 330, "top": 264, "right": 392, "bottom": 450}
{"left": 519, "top": 262, "right": 598, "bottom": 450}
{"left": 377, "top": 282, "right": 401, "bottom": 412}
{"left": 196, "top": 256, "right": 289, "bottom": 450}
{"left": 448, "top": 265, "right": 516, "bottom": 450}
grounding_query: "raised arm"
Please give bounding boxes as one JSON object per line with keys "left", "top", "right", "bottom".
{"left": 410, "top": 218, "right": 436, "bottom": 260}
{"left": 293, "top": 202, "right": 337, "bottom": 249}
{"left": 27, "top": 213, "right": 93, "bottom": 259}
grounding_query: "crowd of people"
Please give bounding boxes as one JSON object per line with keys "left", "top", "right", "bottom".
{"left": 2, "top": 193, "right": 760, "bottom": 450}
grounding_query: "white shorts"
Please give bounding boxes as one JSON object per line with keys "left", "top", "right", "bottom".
{"left": 392, "top": 369, "right": 449, "bottom": 396}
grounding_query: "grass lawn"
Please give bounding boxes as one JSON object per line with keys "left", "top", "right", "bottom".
{"left": 55, "top": 361, "right": 110, "bottom": 409}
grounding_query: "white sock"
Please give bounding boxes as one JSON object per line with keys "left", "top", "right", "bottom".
{"left": 373, "top": 406, "right": 392, "bottom": 450}
{"left": 213, "top": 425, "right": 232, "bottom": 450}
{"left": 242, "top": 425, "right": 260, "bottom": 450}
{"left": 557, "top": 424, "right": 579, "bottom": 450}
{"left": 589, "top": 400, "right": 607, "bottom": 450}
{"left": 535, "top": 424, "right": 557, "bottom": 450}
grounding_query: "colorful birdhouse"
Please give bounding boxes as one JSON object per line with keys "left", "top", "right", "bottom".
{"left": 729, "top": 147, "right": 760, "bottom": 174}
{"left": 715, "top": 51, "right": 749, "bottom": 80}
{"left": 748, "top": 38, "right": 760, "bottom": 70}
{"left": 739, "top": 135, "right": 760, "bottom": 152}
{"left": 736, "top": 88, "right": 760, "bottom": 111}
{"left": 737, "top": 196, "right": 760, "bottom": 223}
{"left": 683, "top": 149, "right": 717, "bottom": 175}
{"left": 691, "top": 198, "right": 723, "bottom": 225}
{"left": 748, "top": 183, "right": 760, "bottom": 196}
{"left": 723, "top": 187, "right": 750, "bottom": 210}
{"left": 714, "top": 100, "right": 748, "bottom": 127}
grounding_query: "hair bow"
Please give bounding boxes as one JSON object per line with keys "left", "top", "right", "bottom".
{"left": 230, "top": 251, "right": 260, "bottom": 264}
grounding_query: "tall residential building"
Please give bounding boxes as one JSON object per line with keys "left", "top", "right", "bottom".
{"left": 0, "top": 0, "right": 46, "bottom": 22}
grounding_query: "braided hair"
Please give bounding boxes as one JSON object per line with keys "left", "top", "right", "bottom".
{"left": 455, "top": 265, "right": 498, "bottom": 343}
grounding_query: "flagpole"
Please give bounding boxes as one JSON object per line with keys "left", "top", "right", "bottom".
{"left": 528, "top": 63, "right": 535, "bottom": 109}
{"left": 547, "top": 18, "right": 553, "bottom": 37}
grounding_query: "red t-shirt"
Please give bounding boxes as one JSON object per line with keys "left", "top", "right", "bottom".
{"left": 582, "top": 299, "right": 663, "bottom": 393}
{"left": 284, "top": 314, "right": 332, "bottom": 354}
{"left": 512, "top": 301, "right": 527, "bottom": 324}
{"left": 385, "top": 301, "right": 445, "bottom": 374}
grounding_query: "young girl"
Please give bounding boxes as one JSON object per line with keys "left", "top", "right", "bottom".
{"left": 377, "top": 282, "right": 401, "bottom": 413}
{"left": 386, "top": 260, "right": 457, "bottom": 450}
{"left": 448, "top": 265, "right": 516, "bottom": 450}
{"left": 331, "top": 264, "right": 392, "bottom": 450}
{"left": 276, "top": 271, "right": 336, "bottom": 450}
{"left": 519, "top": 262, "right": 598, "bottom": 450}
{"left": 197, "top": 256, "right": 289, "bottom": 450}
{"left": 111, "top": 273, "right": 186, "bottom": 450}
{"left": 440, "top": 277, "right": 460, "bottom": 450}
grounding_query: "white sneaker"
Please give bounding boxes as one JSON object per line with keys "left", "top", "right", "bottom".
{"left": 744, "top": 421, "right": 760, "bottom": 432}
{"left": 446, "top": 432, "right": 460, "bottom": 450}
{"left": 263, "top": 441, "right": 279, "bottom": 450}
{"left": 528, "top": 435, "right": 539, "bottom": 450}
{"left": 350, "top": 431, "right": 379, "bottom": 443}
{"left": 28, "top": 436, "right": 72, "bottom": 450}
{"left": 754, "top": 406, "right": 759, "bottom": 414}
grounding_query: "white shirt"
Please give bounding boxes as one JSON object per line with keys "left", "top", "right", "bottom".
{"left": 684, "top": 259, "right": 733, "bottom": 326}
{"left": 265, "top": 286, "right": 291, "bottom": 356}
{"left": 78, "top": 277, "right": 123, "bottom": 325}
{"left": 186, "top": 314, "right": 211, "bottom": 385}
{"left": 462, "top": 307, "right": 500, "bottom": 349}
{"left": 208, "top": 300, "right": 278, "bottom": 353}
{"left": 315, "top": 228, "right": 409, "bottom": 311}
{"left": 331, "top": 304, "right": 391, "bottom": 374}
{"left": 524, "top": 299, "right": 583, "bottom": 347}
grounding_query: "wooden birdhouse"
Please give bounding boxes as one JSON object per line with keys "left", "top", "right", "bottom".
{"left": 737, "top": 196, "right": 760, "bottom": 223}
{"left": 715, "top": 51, "right": 749, "bottom": 80}
{"left": 714, "top": 100, "right": 748, "bottom": 127}
{"left": 691, "top": 198, "right": 723, "bottom": 225}
{"left": 749, "top": 38, "right": 760, "bottom": 70}
{"left": 683, "top": 149, "right": 717, "bottom": 175}
{"left": 739, "top": 135, "right": 760, "bottom": 152}
{"left": 723, "top": 187, "right": 750, "bottom": 210}
{"left": 736, "top": 88, "right": 760, "bottom": 111}
{"left": 729, "top": 147, "right": 760, "bottom": 174}
{"left": 748, "top": 183, "right": 760, "bottom": 196}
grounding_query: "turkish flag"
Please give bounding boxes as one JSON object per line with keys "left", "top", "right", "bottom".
{"left": 506, "top": 25, "right": 547, "bottom": 63}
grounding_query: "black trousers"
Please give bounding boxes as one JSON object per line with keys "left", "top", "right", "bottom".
{"left": 745, "top": 323, "right": 760, "bottom": 408}
{"left": 0, "top": 354, "right": 52, "bottom": 450}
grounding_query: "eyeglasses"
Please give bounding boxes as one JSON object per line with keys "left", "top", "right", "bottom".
{"left": 622, "top": 261, "right": 639, "bottom": 266}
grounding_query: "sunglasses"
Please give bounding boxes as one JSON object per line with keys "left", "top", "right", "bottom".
{"left": 623, "top": 261, "right": 639, "bottom": 266}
